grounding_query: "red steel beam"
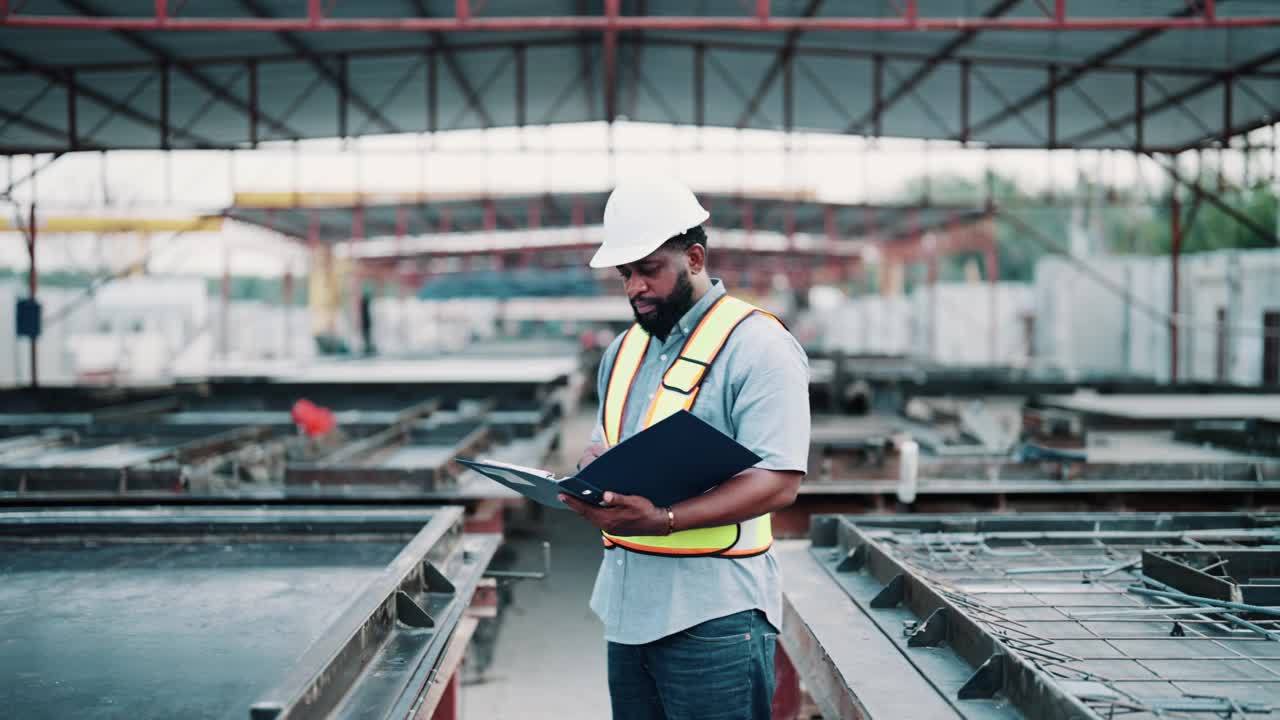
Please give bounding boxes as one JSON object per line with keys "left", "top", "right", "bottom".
{"left": 603, "top": 0, "right": 619, "bottom": 123}
{"left": 4, "top": 15, "right": 1280, "bottom": 31}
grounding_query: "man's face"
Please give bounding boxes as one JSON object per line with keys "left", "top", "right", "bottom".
{"left": 617, "top": 248, "right": 695, "bottom": 340}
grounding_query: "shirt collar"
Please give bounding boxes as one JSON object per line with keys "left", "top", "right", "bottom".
{"left": 667, "top": 278, "right": 725, "bottom": 341}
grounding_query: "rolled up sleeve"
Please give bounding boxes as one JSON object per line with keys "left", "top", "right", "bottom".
{"left": 727, "top": 318, "right": 811, "bottom": 474}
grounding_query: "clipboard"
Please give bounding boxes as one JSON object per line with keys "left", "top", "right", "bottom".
{"left": 458, "top": 410, "right": 762, "bottom": 510}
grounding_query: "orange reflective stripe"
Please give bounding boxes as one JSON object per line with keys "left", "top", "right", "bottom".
{"left": 719, "top": 541, "right": 774, "bottom": 558}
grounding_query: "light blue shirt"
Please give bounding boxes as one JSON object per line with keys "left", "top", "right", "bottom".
{"left": 587, "top": 279, "right": 811, "bottom": 645}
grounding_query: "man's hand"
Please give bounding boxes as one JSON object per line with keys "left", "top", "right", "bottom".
{"left": 558, "top": 491, "right": 668, "bottom": 536}
{"left": 576, "top": 442, "right": 607, "bottom": 471}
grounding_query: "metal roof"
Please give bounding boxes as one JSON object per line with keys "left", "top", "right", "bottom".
{"left": 2, "top": 1, "right": 1278, "bottom": 154}
{"left": 226, "top": 189, "right": 989, "bottom": 243}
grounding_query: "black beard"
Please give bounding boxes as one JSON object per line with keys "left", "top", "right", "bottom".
{"left": 631, "top": 270, "right": 695, "bottom": 341}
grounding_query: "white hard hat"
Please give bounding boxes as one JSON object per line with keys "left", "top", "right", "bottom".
{"left": 590, "top": 176, "right": 710, "bottom": 268}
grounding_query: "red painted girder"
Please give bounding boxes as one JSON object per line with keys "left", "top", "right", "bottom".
{"left": 2, "top": 15, "right": 1279, "bottom": 31}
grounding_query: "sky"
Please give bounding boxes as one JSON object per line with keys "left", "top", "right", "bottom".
{"left": 2, "top": 121, "right": 1277, "bottom": 278}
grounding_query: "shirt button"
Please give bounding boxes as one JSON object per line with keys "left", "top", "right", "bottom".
{"left": 616, "top": 558, "right": 623, "bottom": 566}
{"left": 648, "top": 393, "right": 654, "bottom": 400}
{"left": 659, "top": 354, "right": 667, "bottom": 362}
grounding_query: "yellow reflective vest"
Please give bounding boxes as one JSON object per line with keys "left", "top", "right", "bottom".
{"left": 600, "top": 294, "right": 781, "bottom": 558}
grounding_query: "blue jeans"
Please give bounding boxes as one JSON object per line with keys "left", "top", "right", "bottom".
{"left": 607, "top": 610, "right": 777, "bottom": 720}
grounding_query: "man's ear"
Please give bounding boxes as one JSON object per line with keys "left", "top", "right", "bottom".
{"left": 686, "top": 243, "right": 706, "bottom": 275}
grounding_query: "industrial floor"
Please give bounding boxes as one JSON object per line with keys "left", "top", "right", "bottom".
{"left": 464, "top": 409, "right": 611, "bottom": 720}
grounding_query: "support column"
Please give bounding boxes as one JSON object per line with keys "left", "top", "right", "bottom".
{"left": 395, "top": 205, "right": 409, "bottom": 354}
{"left": 1170, "top": 191, "right": 1182, "bottom": 383}
{"left": 352, "top": 205, "right": 366, "bottom": 349}
{"left": 220, "top": 244, "right": 230, "bottom": 360}
{"left": 26, "top": 203, "right": 38, "bottom": 388}
{"left": 927, "top": 252, "right": 938, "bottom": 362}
{"left": 985, "top": 219, "right": 1000, "bottom": 364}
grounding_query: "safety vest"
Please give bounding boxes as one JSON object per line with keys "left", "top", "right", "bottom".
{"left": 600, "top": 294, "right": 782, "bottom": 558}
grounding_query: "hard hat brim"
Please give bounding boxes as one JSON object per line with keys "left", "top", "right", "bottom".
{"left": 588, "top": 242, "right": 659, "bottom": 269}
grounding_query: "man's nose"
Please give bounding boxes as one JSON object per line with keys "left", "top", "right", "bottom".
{"left": 625, "top": 274, "right": 648, "bottom": 297}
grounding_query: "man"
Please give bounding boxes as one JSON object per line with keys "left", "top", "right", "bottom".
{"left": 558, "top": 176, "right": 810, "bottom": 720}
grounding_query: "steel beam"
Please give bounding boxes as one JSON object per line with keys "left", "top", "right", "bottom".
{"left": 236, "top": 0, "right": 400, "bottom": 136}
{"left": 603, "top": 0, "right": 619, "bottom": 123}
{"left": 1135, "top": 69, "right": 1145, "bottom": 150}
{"left": 337, "top": 54, "right": 348, "bottom": 138}
{"left": 159, "top": 63, "right": 170, "bottom": 150}
{"left": 1147, "top": 151, "right": 1279, "bottom": 245}
{"left": 63, "top": 0, "right": 301, "bottom": 143}
{"left": 965, "top": 1, "right": 1210, "bottom": 143}
{"left": 412, "top": 0, "right": 495, "bottom": 128}
{"left": 734, "top": 0, "right": 822, "bottom": 130}
{"left": 9, "top": 13, "right": 1280, "bottom": 31}
{"left": 26, "top": 203, "right": 37, "bottom": 389}
{"left": 872, "top": 55, "right": 883, "bottom": 138}
{"left": 693, "top": 44, "right": 705, "bottom": 127}
{"left": 5, "top": 34, "right": 1272, "bottom": 82}
{"left": 0, "top": 48, "right": 217, "bottom": 149}
{"left": 427, "top": 50, "right": 438, "bottom": 133}
{"left": 353, "top": 55, "right": 425, "bottom": 136}
{"left": 1047, "top": 64, "right": 1057, "bottom": 148}
{"left": 65, "top": 70, "right": 78, "bottom": 150}
{"left": 1222, "top": 73, "right": 1233, "bottom": 147}
{"left": 1170, "top": 188, "right": 1182, "bottom": 383}
{"left": 0, "top": 97, "right": 68, "bottom": 145}
{"left": 848, "top": 0, "right": 1019, "bottom": 135}
{"left": 444, "top": 52, "right": 513, "bottom": 130}
{"left": 515, "top": 45, "right": 525, "bottom": 127}
{"left": 1067, "top": 49, "right": 1280, "bottom": 149}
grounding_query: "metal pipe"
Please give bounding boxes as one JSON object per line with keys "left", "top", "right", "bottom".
{"left": 1133, "top": 573, "right": 1280, "bottom": 641}
{"left": 5, "top": 15, "right": 1280, "bottom": 31}
{"left": 1128, "top": 586, "right": 1280, "bottom": 619}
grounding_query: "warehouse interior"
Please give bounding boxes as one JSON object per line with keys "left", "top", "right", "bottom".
{"left": 2, "top": 3, "right": 1280, "bottom": 719}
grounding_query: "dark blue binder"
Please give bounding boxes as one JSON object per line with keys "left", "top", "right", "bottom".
{"left": 459, "top": 410, "right": 761, "bottom": 510}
